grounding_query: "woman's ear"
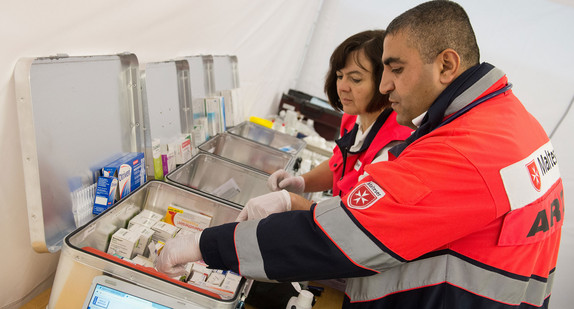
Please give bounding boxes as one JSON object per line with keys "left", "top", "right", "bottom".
{"left": 438, "top": 49, "right": 461, "bottom": 84}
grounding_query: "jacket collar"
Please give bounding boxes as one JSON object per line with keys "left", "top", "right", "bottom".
{"left": 336, "top": 108, "right": 393, "bottom": 155}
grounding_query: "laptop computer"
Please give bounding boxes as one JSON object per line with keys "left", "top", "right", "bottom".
{"left": 82, "top": 275, "right": 204, "bottom": 309}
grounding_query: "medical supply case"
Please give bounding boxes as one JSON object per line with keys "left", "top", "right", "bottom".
{"left": 49, "top": 180, "right": 249, "bottom": 308}
{"left": 278, "top": 89, "right": 343, "bottom": 141}
{"left": 198, "top": 132, "right": 296, "bottom": 174}
{"left": 15, "top": 53, "right": 250, "bottom": 309}
{"left": 166, "top": 152, "right": 272, "bottom": 207}
{"left": 227, "top": 121, "right": 306, "bottom": 156}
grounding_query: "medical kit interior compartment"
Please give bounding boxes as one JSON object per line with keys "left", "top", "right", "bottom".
{"left": 166, "top": 152, "right": 272, "bottom": 207}
{"left": 50, "top": 180, "right": 249, "bottom": 308}
{"left": 227, "top": 120, "right": 307, "bottom": 156}
{"left": 198, "top": 132, "right": 296, "bottom": 174}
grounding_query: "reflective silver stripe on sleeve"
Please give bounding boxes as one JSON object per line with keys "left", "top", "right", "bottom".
{"left": 235, "top": 219, "right": 269, "bottom": 280}
{"left": 346, "top": 253, "right": 553, "bottom": 307}
{"left": 346, "top": 255, "right": 447, "bottom": 302}
{"left": 314, "top": 197, "right": 403, "bottom": 271}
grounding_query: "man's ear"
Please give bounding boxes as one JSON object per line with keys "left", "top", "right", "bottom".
{"left": 438, "top": 49, "right": 460, "bottom": 84}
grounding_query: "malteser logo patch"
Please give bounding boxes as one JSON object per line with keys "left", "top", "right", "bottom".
{"left": 526, "top": 160, "right": 541, "bottom": 192}
{"left": 500, "top": 140, "right": 560, "bottom": 211}
{"left": 347, "top": 182, "right": 385, "bottom": 210}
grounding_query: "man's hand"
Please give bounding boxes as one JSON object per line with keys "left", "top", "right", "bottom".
{"left": 155, "top": 232, "right": 202, "bottom": 277}
{"left": 236, "top": 190, "right": 291, "bottom": 221}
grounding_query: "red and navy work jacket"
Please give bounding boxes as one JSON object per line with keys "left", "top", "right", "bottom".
{"left": 329, "top": 110, "right": 412, "bottom": 196}
{"left": 200, "top": 69, "right": 564, "bottom": 309}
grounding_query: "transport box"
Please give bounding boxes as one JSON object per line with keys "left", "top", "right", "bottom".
{"left": 227, "top": 121, "right": 306, "bottom": 156}
{"left": 166, "top": 152, "right": 272, "bottom": 207}
{"left": 278, "top": 89, "right": 343, "bottom": 141}
{"left": 48, "top": 180, "right": 249, "bottom": 309}
{"left": 198, "top": 132, "right": 295, "bottom": 175}
{"left": 16, "top": 53, "right": 250, "bottom": 309}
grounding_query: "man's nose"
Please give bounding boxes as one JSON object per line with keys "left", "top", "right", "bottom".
{"left": 379, "top": 72, "right": 394, "bottom": 95}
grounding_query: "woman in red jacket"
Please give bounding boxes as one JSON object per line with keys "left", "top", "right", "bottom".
{"left": 237, "top": 30, "right": 412, "bottom": 221}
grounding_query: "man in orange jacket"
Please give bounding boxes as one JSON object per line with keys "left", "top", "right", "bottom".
{"left": 157, "top": 1, "right": 564, "bottom": 308}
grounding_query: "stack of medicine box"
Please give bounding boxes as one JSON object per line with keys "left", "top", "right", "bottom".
{"left": 105, "top": 206, "right": 242, "bottom": 298}
{"left": 108, "top": 209, "right": 165, "bottom": 261}
{"left": 93, "top": 152, "right": 146, "bottom": 215}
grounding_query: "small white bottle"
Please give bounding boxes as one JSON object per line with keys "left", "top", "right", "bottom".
{"left": 286, "top": 290, "right": 314, "bottom": 309}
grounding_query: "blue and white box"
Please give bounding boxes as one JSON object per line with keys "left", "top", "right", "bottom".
{"left": 89, "top": 153, "right": 127, "bottom": 184}
{"left": 93, "top": 176, "right": 118, "bottom": 215}
{"left": 126, "top": 152, "right": 146, "bottom": 193}
{"left": 102, "top": 152, "right": 146, "bottom": 200}
{"left": 102, "top": 154, "right": 133, "bottom": 199}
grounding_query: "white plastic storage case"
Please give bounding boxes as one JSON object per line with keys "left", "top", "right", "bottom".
{"left": 49, "top": 180, "right": 248, "bottom": 309}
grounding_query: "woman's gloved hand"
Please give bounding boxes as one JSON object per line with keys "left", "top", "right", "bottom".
{"left": 267, "top": 169, "right": 305, "bottom": 194}
{"left": 236, "top": 190, "right": 291, "bottom": 221}
{"left": 155, "top": 231, "right": 203, "bottom": 277}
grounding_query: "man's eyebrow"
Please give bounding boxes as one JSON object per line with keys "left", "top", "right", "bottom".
{"left": 383, "top": 57, "right": 402, "bottom": 66}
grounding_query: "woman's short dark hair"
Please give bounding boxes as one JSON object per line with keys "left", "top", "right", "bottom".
{"left": 324, "top": 29, "right": 389, "bottom": 113}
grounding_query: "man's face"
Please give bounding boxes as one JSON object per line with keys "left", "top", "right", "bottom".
{"left": 379, "top": 31, "right": 443, "bottom": 128}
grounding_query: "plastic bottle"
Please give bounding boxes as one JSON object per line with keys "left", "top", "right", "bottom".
{"left": 285, "top": 290, "right": 314, "bottom": 309}
{"left": 284, "top": 110, "right": 299, "bottom": 135}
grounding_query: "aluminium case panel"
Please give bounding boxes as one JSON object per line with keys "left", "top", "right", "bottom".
{"left": 141, "top": 60, "right": 193, "bottom": 140}
{"left": 181, "top": 55, "right": 215, "bottom": 122}
{"left": 212, "top": 55, "right": 239, "bottom": 91}
{"left": 49, "top": 180, "right": 248, "bottom": 309}
{"left": 198, "top": 132, "right": 295, "bottom": 175}
{"left": 141, "top": 60, "right": 193, "bottom": 179}
{"left": 166, "top": 152, "right": 272, "bottom": 207}
{"left": 14, "top": 53, "right": 146, "bottom": 253}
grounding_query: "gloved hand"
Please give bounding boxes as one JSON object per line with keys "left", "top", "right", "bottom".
{"left": 236, "top": 190, "right": 291, "bottom": 221}
{"left": 155, "top": 231, "right": 203, "bottom": 277}
{"left": 267, "top": 169, "right": 305, "bottom": 194}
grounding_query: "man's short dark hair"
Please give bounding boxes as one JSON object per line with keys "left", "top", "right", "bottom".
{"left": 386, "top": 0, "right": 480, "bottom": 69}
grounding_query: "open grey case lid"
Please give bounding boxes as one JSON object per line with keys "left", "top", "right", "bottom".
{"left": 141, "top": 59, "right": 193, "bottom": 140}
{"left": 140, "top": 59, "right": 193, "bottom": 180}
{"left": 212, "top": 55, "right": 239, "bottom": 91}
{"left": 14, "top": 53, "right": 146, "bottom": 253}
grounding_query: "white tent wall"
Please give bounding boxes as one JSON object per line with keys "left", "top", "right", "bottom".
{"left": 296, "top": 1, "right": 574, "bottom": 308}
{"left": 0, "top": 1, "right": 322, "bottom": 308}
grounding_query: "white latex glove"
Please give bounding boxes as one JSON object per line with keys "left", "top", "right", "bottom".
{"left": 236, "top": 190, "right": 291, "bottom": 222}
{"left": 267, "top": 169, "right": 305, "bottom": 194}
{"left": 155, "top": 231, "right": 203, "bottom": 277}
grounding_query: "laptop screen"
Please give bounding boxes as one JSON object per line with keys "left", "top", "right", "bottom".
{"left": 86, "top": 283, "right": 172, "bottom": 309}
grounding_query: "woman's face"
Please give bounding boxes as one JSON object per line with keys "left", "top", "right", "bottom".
{"left": 336, "top": 50, "right": 377, "bottom": 116}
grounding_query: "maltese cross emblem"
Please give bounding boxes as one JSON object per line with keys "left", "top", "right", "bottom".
{"left": 526, "top": 160, "right": 541, "bottom": 192}
{"left": 347, "top": 182, "right": 385, "bottom": 210}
